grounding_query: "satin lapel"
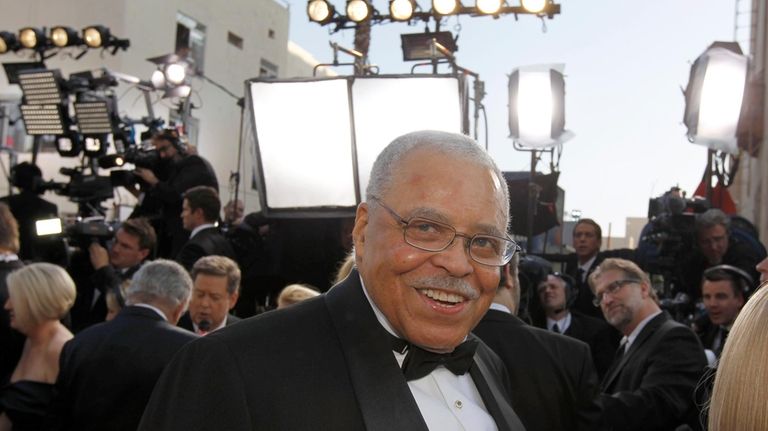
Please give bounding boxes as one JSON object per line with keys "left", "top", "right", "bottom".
{"left": 470, "top": 336, "right": 527, "bottom": 431}
{"left": 325, "top": 272, "right": 429, "bottom": 431}
{"left": 601, "top": 313, "right": 666, "bottom": 390}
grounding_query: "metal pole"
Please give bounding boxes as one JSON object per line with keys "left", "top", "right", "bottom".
{"left": 527, "top": 150, "right": 537, "bottom": 253}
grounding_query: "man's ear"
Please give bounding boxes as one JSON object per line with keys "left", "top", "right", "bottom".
{"left": 138, "top": 248, "right": 150, "bottom": 262}
{"left": 228, "top": 291, "right": 240, "bottom": 310}
{"left": 352, "top": 203, "right": 370, "bottom": 263}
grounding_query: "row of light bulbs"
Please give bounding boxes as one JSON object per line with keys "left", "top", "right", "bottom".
{"left": 308, "top": 0, "right": 550, "bottom": 24}
{"left": 0, "top": 25, "right": 127, "bottom": 54}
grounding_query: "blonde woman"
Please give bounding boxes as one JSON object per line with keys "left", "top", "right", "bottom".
{"left": 0, "top": 263, "right": 76, "bottom": 431}
{"left": 276, "top": 284, "right": 320, "bottom": 309}
{"left": 708, "top": 284, "right": 768, "bottom": 431}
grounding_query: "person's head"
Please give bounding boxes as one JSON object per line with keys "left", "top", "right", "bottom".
{"left": 708, "top": 282, "right": 768, "bottom": 431}
{"left": 276, "top": 284, "right": 320, "bottom": 309}
{"left": 223, "top": 199, "right": 245, "bottom": 225}
{"left": 589, "top": 258, "right": 658, "bottom": 335}
{"left": 4, "top": 263, "right": 76, "bottom": 334}
{"left": 189, "top": 255, "right": 241, "bottom": 331}
{"left": 182, "top": 186, "right": 220, "bottom": 230}
{"left": 152, "top": 129, "right": 183, "bottom": 162}
{"left": 701, "top": 265, "right": 749, "bottom": 327}
{"left": 573, "top": 218, "right": 601, "bottom": 263}
{"left": 10, "top": 162, "right": 43, "bottom": 194}
{"left": 110, "top": 218, "right": 155, "bottom": 269}
{"left": 353, "top": 130, "right": 514, "bottom": 353}
{"left": 494, "top": 254, "right": 520, "bottom": 315}
{"left": 538, "top": 274, "right": 570, "bottom": 317}
{"left": 756, "top": 257, "right": 768, "bottom": 284}
{"left": 125, "top": 259, "right": 192, "bottom": 324}
{"left": 0, "top": 203, "right": 19, "bottom": 254}
{"left": 696, "top": 209, "right": 731, "bottom": 265}
{"left": 333, "top": 250, "right": 357, "bottom": 285}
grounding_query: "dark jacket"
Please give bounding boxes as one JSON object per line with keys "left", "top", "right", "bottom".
{"left": 565, "top": 311, "right": 621, "bottom": 379}
{"left": 175, "top": 226, "right": 236, "bottom": 271}
{"left": 177, "top": 311, "right": 241, "bottom": 333}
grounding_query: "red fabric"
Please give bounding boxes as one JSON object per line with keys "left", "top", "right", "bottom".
{"left": 693, "top": 181, "right": 737, "bottom": 214}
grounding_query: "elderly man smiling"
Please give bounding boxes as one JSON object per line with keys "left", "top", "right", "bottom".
{"left": 138, "top": 130, "right": 525, "bottom": 431}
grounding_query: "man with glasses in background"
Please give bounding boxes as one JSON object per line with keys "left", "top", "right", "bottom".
{"left": 589, "top": 258, "right": 707, "bottom": 431}
{"left": 139, "top": 130, "right": 527, "bottom": 430}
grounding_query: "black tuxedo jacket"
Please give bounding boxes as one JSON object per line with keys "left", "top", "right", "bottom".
{"left": 139, "top": 272, "right": 526, "bottom": 431}
{"left": 474, "top": 309, "right": 602, "bottom": 431}
{"left": 565, "top": 311, "right": 621, "bottom": 379}
{"left": 53, "top": 306, "right": 198, "bottom": 431}
{"left": 177, "top": 311, "right": 241, "bottom": 333}
{"left": 175, "top": 226, "right": 236, "bottom": 271}
{"left": 600, "top": 312, "right": 707, "bottom": 431}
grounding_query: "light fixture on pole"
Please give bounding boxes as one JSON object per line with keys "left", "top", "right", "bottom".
{"left": 0, "top": 31, "right": 19, "bottom": 53}
{"left": 308, "top": 0, "right": 336, "bottom": 23}
{"left": 432, "top": 0, "right": 460, "bottom": 15}
{"left": 18, "top": 27, "right": 45, "bottom": 50}
{"left": 476, "top": 0, "right": 503, "bottom": 15}
{"left": 346, "top": 0, "right": 374, "bottom": 22}
{"left": 50, "top": 26, "right": 81, "bottom": 48}
{"left": 390, "top": 0, "right": 416, "bottom": 21}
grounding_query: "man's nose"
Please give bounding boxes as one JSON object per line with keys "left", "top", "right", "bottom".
{"left": 432, "top": 238, "right": 474, "bottom": 277}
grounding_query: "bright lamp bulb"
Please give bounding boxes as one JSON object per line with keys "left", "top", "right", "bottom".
{"left": 83, "top": 27, "right": 104, "bottom": 48}
{"left": 50, "top": 27, "right": 70, "bottom": 47}
{"left": 521, "top": 0, "right": 546, "bottom": 13}
{"left": 165, "top": 63, "right": 187, "bottom": 85}
{"left": 517, "top": 71, "right": 553, "bottom": 143}
{"left": 19, "top": 28, "right": 39, "bottom": 49}
{"left": 476, "top": 0, "right": 502, "bottom": 14}
{"left": 347, "top": 0, "right": 371, "bottom": 22}
{"left": 151, "top": 70, "right": 166, "bottom": 89}
{"left": 697, "top": 56, "right": 747, "bottom": 142}
{"left": 433, "top": 0, "right": 459, "bottom": 14}
{"left": 390, "top": 0, "right": 414, "bottom": 20}
{"left": 308, "top": 0, "right": 332, "bottom": 22}
{"left": 0, "top": 38, "right": 7, "bottom": 54}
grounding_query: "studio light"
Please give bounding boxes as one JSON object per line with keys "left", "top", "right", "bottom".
{"left": 683, "top": 42, "right": 749, "bottom": 154}
{"left": 164, "top": 63, "right": 187, "bottom": 85}
{"left": 163, "top": 85, "right": 191, "bottom": 99}
{"left": 390, "top": 0, "right": 416, "bottom": 21}
{"left": 97, "top": 154, "right": 125, "bottom": 169}
{"left": 56, "top": 131, "right": 83, "bottom": 157}
{"left": 0, "top": 31, "right": 19, "bottom": 54}
{"left": 347, "top": 0, "right": 373, "bottom": 22}
{"left": 308, "top": 0, "right": 335, "bottom": 23}
{"left": 19, "top": 27, "right": 45, "bottom": 49}
{"left": 521, "top": 0, "right": 547, "bottom": 13}
{"left": 20, "top": 104, "right": 66, "bottom": 135}
{"left": 35, "top": 218, "right": 63, "bottom": 236}
{"left": 74, "top": 101, "right": 113, "bottom": 135}
{"left": 50, "top": 26, "right": 80, "bottom": 48}
{"left": 84, "top": 136, "right": 107, "bottom": 156}
{"left": 83, "top": 25, "right": 109, "bottom": 48}
{"left": 17, "top": 69, "right": 64, "bottom": 105}
{"left": 508, "top": 65, "right": 571, "bottom": 149}
{"left": 433, "top": 0, "right": 460, "bottom": 14}
{"left": 151, "top": 70, "right": 166, "bottom": 89}
{"left": 476, "top": 0, "right": 503, "bottom": 15}
{"left": 400, "top": 31, "right": 457, "bottom": 61}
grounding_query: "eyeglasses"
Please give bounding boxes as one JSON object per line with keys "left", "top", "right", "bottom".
{"left": 370, "top": 197, "right": 519, "bottom": 267}
{"left": 592, "top": 279, "right": 640, "bottom": 307}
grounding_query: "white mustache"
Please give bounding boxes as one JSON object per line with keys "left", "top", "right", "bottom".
{"left": 411, "top": 276, "right": 479, "bottom": 300}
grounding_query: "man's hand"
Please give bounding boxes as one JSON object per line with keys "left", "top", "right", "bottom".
{"left": 89, "top": 242, "right": 110, "bottom": 270}
{"left": 134, "top": 168, "right": 159, "bottom": 186}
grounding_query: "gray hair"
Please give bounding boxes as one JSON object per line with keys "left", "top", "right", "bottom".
{"left": 366, "top": 130, "right": 510, "bottom": 229}
{"left": 696, "top": 208, "right": 730, "bottom": 233}
{"left": 126, "top": 259, "right": 192, "bottom": 308}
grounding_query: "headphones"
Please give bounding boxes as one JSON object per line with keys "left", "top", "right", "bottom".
{"left": 703, "top": 264, "right": 754, "bottom": 297}
{"left": 552, "top": 272, "right": 579, "bottom": 310}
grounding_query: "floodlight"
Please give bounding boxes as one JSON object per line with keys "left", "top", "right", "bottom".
{"left": 84, "top": 136, "right": 107, "bottom": 156}
{"left": 508, "top": 65, "right": 571, "bottom": 149}
{"left": 390, "top": 0, "right": 416, "bottom": 20}
{"left": 20, "top": 104, "right": 66, "bottom": 135}
{"left": 683, "top": 42, "right": 749, "bottom": 154}
{"left": 83, "top": 25, "right": 109, "bottom": 48}
{"left": 164, "top": 63, "right": 187, "bottom": 85}
{"left": 347, "top": 0, "right": 373, "bottom": 22}
{"left": 56, "top": 131, "right": 83, "bottom": 157}
{"left": 17, "top": 69, "right": 63, "bottom": 105}
{"left": 151, "top": 70, "right": 166, "bottom": 89}
{"left": 163, "top": 85, "right": 191, "bottom": 99}
{"left": 433, "top": 0, "right": 460, "bottom": 14}
{"left": 521, "top": 0, "right": 547, "bottom": 13}
{"left": 400, "top": 32, "right": 457, "bottom": 61}
{"left": 74, "top": 101, "right": 113, "bottom": 135}
{"left": 36, "top": 218, "right": 63, "bottom": 236}
{"left": 19, "top": 27, "right": 45, "bottom": 49}
{"left": 308, "top": 0, "right": 335, "bottom": 23}
{"left": 98, "top": 154, "right": 125, "bottom": 169}
{"left": 476, "top": 0, "right": 502, "bottom": 14}
{"left": 50, "top": 26, "right": 80, "bottom": 47}
{"left": 0, "top": 31, "right": 19, "bottom": 54}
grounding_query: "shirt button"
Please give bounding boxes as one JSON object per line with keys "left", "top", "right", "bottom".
{"left": 454, "top": 400, "right": 463, "bottom": 409}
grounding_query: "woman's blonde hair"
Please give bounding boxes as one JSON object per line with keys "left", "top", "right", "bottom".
{"left": 277, "top": 284, "right": 320, "bottom": 309}
{"left": 708, "top": 283, "right": 768, "bottom": 431}
{"left": 7, "top": 263, "right": 76, "bottom": 330}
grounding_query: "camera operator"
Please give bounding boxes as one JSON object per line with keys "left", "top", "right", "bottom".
{"left": 133, "top": 129, "right": 218, "bottom": 259}
{"left": 679, "top": 209, "right": 765, "bottom": 302}
{"left": 70, "top": 218, "right": 156, "bottom": 331}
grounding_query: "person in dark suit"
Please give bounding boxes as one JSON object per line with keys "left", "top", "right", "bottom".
{"left": 0, "top": 203, "right": 24, "bottom": 380}
{"left": 535, "top": 273, "right": 620, "bottom": 378}
{"left": 0, "top": 162, "right": 59, "bottom": 262}
{"left": 175, "top": 186, "right": 235, "bottom": 271}
{"left": 473, "top": 258, "right": 603, "bottom": 431}
{"left": 590, "top": 258, "right": 708, "bottom": 431}
{"left": 693, "top": 265, "right": 749, "bottom": 362}
{"left": 139, "top": 130, "right": 527, "bottom": 430}
{"left": 52, "top": 260, "right": 197, "bottom": 431}
{"left": 177, "top": 255, "right": 241, "bottom": 334}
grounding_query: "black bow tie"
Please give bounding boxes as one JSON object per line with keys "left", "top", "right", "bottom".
{"left": 389, "top": 335, "right": 478, "bottom": 381}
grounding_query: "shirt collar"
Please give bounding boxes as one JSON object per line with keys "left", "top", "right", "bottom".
{"left": 193, "top": 317, "right": 228, "bottom": 334}
{"left": 190, "top": 223, "right": 216, "bottom": 239}
{"left": 0, "top": 253, "right": 19, "bottom": 263}
{"left": 489, "top": 302, "right": 511, "bottom": 314}
{"left": 546, "top": 311, "right": 572, "bottom": 332}
{"left": 625, "top": 310, "right": 662, "bottom": 350}
{"left": 579, "top": 254, "right": 597, "bottom": 273}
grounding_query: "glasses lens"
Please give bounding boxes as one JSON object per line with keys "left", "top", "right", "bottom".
{"left": 404, "top": 218, "right": 453, "bottom": 251}
{"left": 470, "top": 235, "right": 514, "bottom": 266}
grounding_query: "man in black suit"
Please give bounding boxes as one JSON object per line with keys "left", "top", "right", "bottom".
{"left": 175, "top": 185, "right": 235, "bottom": 271}
{"left": 0, "top": 203, "right": 24, "bottom": 379}
{"left": 178, "top": 255, "right": 241, "bottom": 334}
{"left": 536, "top": 273, "right": 620, "bottom": 378}
{"left": 591, "top": 258, "right": 707, "bottom": 431}
{"left": 474, "top": 258, "right": 603, "bottom": 431}
{"left": 693, "top": 265, "right": 749, "bottom": 361}
{"left": 139, "top": 130, "right": 527, "bottom": 430}
{"left": 53, "top": 260, "right": 197, "bottom": 431}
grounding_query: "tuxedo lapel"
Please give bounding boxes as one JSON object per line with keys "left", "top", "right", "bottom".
{"left": 601, "top": 313, "right": 666, "bottom": 390}
{"left": 324, "top": 273, "right": 429, "bottom": 431}
{"left": 470, "top": 336, "right": 527, "bottom": 431}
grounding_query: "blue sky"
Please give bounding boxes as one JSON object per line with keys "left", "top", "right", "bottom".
{"left": 287, "top": 0, "right": 741, "bottom": 236}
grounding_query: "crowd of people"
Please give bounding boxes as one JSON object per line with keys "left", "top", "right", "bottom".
{"left": 0, "top": 129, "right": 767, "bottom": 430}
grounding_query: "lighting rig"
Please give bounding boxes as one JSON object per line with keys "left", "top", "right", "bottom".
{"left": 0, "top": 25, "right": 129, "bottom": 60}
